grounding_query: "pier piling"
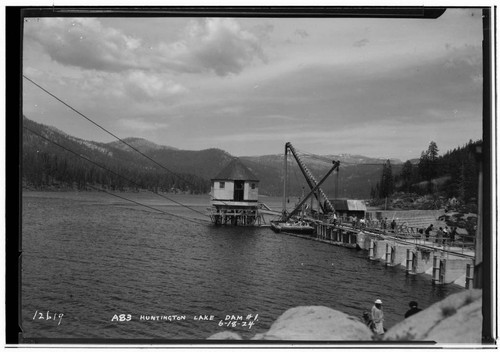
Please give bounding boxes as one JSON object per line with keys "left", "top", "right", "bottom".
{"left": 466, "top": 263, "right": 474, "bottom": 289}
{"left": 302, "top": 222, "right": 476, "bottom": 288}
{"left": 385, "top": 243, "right": 391, "bottom": 266}
{"left": 432, "top": 255, "right": 440, "bottom": 284}
{"left": 406, "top": 248, "right": 413, "bottom": 274}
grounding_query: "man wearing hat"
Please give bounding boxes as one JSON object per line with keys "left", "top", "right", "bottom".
{"left": 371, "top": 299, "right": 384, "bottom": 335}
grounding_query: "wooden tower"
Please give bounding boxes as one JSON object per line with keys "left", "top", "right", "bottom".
{"left": 209, "top": 158, "right": 261, "bottom": 226}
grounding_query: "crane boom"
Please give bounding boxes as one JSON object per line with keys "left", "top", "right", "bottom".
{"left": 284, "top": 159, "right": 339, "bottom": 222}
{"left": 282, "top": 142, "right": 339, "bottom": 219}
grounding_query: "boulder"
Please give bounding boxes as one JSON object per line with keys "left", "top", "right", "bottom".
{"left": 251, "top": 306, "right": 373, "bottom": 340}
{"left": 206, "top": 291, "right": 482, "bottom": 342}
{"left": 383, "top": 289, "right": 482, "bottom": 343}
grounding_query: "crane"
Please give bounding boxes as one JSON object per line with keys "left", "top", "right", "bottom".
{"left": 281, "top": 142, "right": 339, "bottom": 221}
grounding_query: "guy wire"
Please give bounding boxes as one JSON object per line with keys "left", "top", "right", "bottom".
{"left": 23, "top": 75, "right": 204, "bottom": 194}
{"left": 24, "top": 125, "right": 210, "bottom": 225}
{"left": 24, "top": 74, "right": 234, "bottom": 209}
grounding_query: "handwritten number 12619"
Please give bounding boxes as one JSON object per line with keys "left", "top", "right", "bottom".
{"left": 33, "top": 310, "right": 64, "bottom": 325}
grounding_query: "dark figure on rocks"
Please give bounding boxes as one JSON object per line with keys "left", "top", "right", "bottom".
{"left": 362, "top": 311, "right": 374, "bottom": 332}
{"left": 391, "top": 219, "right": 397, "bottom": 231}
{"left": 405, "top": 301, "right": 422, "bottom": 318}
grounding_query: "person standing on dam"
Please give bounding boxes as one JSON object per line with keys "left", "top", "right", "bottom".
{"left": 425, "top": 224, "right": 434, "bottom": 241}
{"left": 450, "top": 226, "right": 457, "bottom": 244}
{"left": 381, "top": 218, "right": 388, "bottom": 232}
{"left": 436, "top": 227, "right": 444, "bottom": 246}
{"left": 391, "top": 219, "right": 397, "bottom": 232}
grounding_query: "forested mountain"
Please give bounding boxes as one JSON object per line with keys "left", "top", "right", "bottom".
{"left": 395, "top": 140, "right": 481, "bottom": 203}
{"left": 108, "top": 137, "right": 178, "bottom": 153}
{"left": 241, "top": 154, "right": 402, "bottom": 198}
{"left": 369, "top": 140, "right": 482, "bottom": 209}
{"left": 21, "top": 116, "right": 479, "bottom": 202}
{"left": 22, "top": 117, "right": 215, "bottom": 194}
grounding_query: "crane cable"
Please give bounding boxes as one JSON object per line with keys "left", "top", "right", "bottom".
{"left": 23, "top": 75, "right": 207, "bottom": 195}
{"left": 85, "top": 183, "right": 209, "bottom": 226}
{"left": 23, "top": 125, "right": 211, "bottom": 225}
{"left": 23, "top": 74, "right": 236, "bottom": 214}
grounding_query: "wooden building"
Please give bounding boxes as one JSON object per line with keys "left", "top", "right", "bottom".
{"left": 209, "top": 158, "right": 261, "bottom": 226}
{"left": 328, "top": 199, "right": 367, "bottom": 220}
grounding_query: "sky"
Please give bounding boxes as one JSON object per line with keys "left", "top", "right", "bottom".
{"left": 22, "top": 8, "right": 484, "bottom": 161}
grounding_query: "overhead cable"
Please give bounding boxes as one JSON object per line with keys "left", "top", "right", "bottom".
{"left": 24, "top": 125, "right": 210, "bottom": 224}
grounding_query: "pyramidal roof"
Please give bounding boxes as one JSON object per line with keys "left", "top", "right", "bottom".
{"left": 212, "top": 158, "right": 259, "bottom": 181}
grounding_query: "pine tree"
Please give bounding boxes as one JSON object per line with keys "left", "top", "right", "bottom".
{"left": 428, "top": 141, "right": 439, "bottom": 161}
{"left": 418, "top": 141, "right": 439, "bottom": 192}
{"left": 379, "top": 160, "right": 394, "bottom": 198}
{"left": 400, "top": 160, "right": 413, "bottom": 192}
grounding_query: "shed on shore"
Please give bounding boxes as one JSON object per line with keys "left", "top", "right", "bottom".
{"left": 328, "top": 199, "right": 367, "bottom": 219}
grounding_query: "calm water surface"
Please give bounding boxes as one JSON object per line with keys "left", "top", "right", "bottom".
{"left": 21, "top": 191, "right": 463, "bottom": 341}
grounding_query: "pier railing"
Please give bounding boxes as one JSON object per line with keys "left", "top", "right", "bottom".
{"left": 317, "top": 215, "right": 475, "bottom": 256}
{"left": 379, "top": 231, "right": 476, "bottom": 257}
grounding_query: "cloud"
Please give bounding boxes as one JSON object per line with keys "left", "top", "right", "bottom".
{"left": 124, "top": 71, "right": 188, "bottom": 101}
{"left": 30, "top": 68, "right": 188, "bottom": 106}
{"left": 159, "top": 18, "right": 268, "bottom": 76}
{"left": 294, "top": 29, "right": 309, "bottom": 38}
{"left": 443, "top": 45, "right": 482, "bottom": 69}
{"left": 353, "top": 38, "right": 369, "bottom": 47}
{"left": 25, "top": 18, "right": 143, "bottom": 72}
{"left": 214, "top": 106, "right": 245, "bottom": 116}
{"left": 258, "top": 114, "right": 298, "bottom": 122}
{"left": 22, "top": 14, "right": 483, "bottom": 161}
{"left": 25, "top": 17, "right": 270, "bottom": 77}
{"left": 119, "top": 118, "right": 169, "bottom": 132}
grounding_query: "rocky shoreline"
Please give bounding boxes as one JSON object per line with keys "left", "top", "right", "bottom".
{"left": 208, "top": 289, "right": 482, "bottom": 344}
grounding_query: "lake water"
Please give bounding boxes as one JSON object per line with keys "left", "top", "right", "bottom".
{"left": 21, "top": 191, "right": 463, "bottom": 342}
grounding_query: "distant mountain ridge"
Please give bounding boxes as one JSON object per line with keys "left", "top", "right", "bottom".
{"left": 108, "top": 137, "right": 178, "bottom": 153}
{"left": 104, "top": 136, "right": 402, "bottom": 167}
{"left": 22, "top": 116, "right": 403, "bottom": 198}
{"left": 242, "top": 153, "right": 402, "bottom": 168}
